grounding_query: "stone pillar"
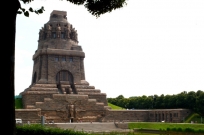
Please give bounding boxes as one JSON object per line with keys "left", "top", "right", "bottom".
{"left": 80, "top": 58, "right": 85, "bottom": 80}
{"left": 155, "top": 112, "right": 157, "bottom": 122}
{"left": 178, "top": 111, "right": 181, "bottom": 122}
{"left": 163, "top": 112, "right": 166, "bottom": 121}
{"left": 31, "top": 59, "right": 36, "bottom": 85}
{"left": 38, "top": 55, "right": 48, "bottom": 83}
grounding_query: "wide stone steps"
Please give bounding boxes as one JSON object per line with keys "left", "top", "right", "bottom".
{"left": 25, "top": 91, "right": 58, "bottom": 94}
{"left": 75, "top": 85, "right": 95, "bottom": 89}
{"left": 77, "top": 89, "right": 101, "bottom": 95}
{"left": 29, "top": 87, "right": 58, "bottom": 91}
{"left": 32, "top": 84, "right": 57, "bottom": 88}
{"left": 60, "top": 85, "right": 71, "bottom": 88}
{"left": 77, "top": 89, "right": 101, "bottom": 92}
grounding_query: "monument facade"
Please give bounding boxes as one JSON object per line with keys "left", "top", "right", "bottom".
{"left": 17, "top": 10, "right": 190, "bottom": 123}
{"left": 21, "top": 10, "right": 109, "bottom": 122}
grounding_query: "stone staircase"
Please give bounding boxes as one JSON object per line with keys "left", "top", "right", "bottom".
{"left": 24, "top": 84, "right": 59, "bottom": 94}
{"left": 75, "top": 85, "right": 98, "bottom": 95}
{"left": 22, "top": 82, "right": 110, "bottom": 123}
{"left": 77, "top": 89, "right": 101, "bottom": 95}
{"left": 75, "top": 84, "right": 108, "bottom": 106}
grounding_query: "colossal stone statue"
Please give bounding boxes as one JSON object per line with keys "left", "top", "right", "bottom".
{"left": 46, "top": 25, "right": 52, "bottom": 39}
{"left": 70, "top": 104, "right": 74, "bottom": 118}
{"left": 56, "top": 24, "right": 61, "bottom": 38}
{"left": 65, "top": 25, "right": 71, "bottom": 39}
{"left": 67, "top": 102, "right": 75, "bottom": 118}
{"left": 39, "top": 28, "right": 44, "bottom": 40}
{"left": 71, "top": 28, "right": 78, "bottom": 42}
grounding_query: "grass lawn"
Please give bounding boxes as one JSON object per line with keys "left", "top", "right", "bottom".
{"left": 184, "top": 113, "right": 203, "bottom": 123}
{"left": 108, "top": 102, "right": 124, "bottom": 110}
{"left": 128, "top": 122, "right": 204, "bottom": 131}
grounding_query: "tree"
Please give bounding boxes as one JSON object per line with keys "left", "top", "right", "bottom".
{"left": 5, "top": 0, "right": 127, "bottom": 134}
{"left": 116, "top": 95, "right": 125, "bottom": 100}
{"left": 195, "top": 90, "right": 204, "bottom": 115}
{"left": 186, "top": 91, "right": 196, "bottom": 110}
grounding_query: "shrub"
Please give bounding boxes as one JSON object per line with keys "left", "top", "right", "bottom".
{"left": 16, "top": 124, "right": 88, "bottom": 135}
{"left": 184, "top": 128, "right": 194, "bottom": 133}
{"left": 176, "top": 128, "right": 182, "bottom": 132}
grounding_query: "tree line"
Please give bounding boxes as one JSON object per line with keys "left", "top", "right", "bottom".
{"left": 107, "top": 90, "right": 204, "bottom": 116}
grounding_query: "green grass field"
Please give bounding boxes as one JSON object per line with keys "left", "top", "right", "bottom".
{"left": 108, "top": 102, "right": 124, "bottom": 110}
{"left": 128, "top": 122, "right": 204, "bottom": 131}
{"left": 184, "top": 113, "right": 203, "bottom": 123}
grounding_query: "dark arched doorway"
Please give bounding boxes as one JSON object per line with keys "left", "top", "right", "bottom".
{"left": 56, "top": 70, "right": 73, "bottom": 83}
{"left": 56, "top": 70, "right": 77, "bottom": 94}
{"left": 32, "top": 72, "right": 37, "bottom": 84}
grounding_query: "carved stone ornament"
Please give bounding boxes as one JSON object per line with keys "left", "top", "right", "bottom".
{"left": 56, "top": 24, "right": 61, "bottom": 38}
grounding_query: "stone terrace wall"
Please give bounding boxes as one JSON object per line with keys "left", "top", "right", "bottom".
{"left": 88, "top": 94, "right": 107, "bottom": 106}
{"left": 15, "top": 109, "right": 41, "bottom": 123}
{"left": 103, "top": 110, "right": 149, "bottom": 122}
{"left": 22, "top": 93, "right": 54, "bottom": 108}
{"left": 35, "top": 94, "right": 107, "bottom": 122}
{"left": 103, "top": 109, "right": 191, "bottom": 123}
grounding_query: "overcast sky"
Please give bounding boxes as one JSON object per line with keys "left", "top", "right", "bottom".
{"left": 15, "top": 0, "right": 204, "bottom": 98}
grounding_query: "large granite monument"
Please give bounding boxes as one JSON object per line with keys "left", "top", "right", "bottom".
{"left": 20, "top": 10, "right": 109, "bottom": 122}
{"left": 17, "top": 10, "right": 191, "bottom": 123}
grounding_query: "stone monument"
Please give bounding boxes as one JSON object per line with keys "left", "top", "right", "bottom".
{"left": 17, "top": 10, "right": 191, "bottom": 123}
{"left": 21, "top": 10, "right": 109, "bottom": 122}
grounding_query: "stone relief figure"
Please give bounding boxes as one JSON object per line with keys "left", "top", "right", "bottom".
{"left": 56, "top": 24, "right": 61, "bottom": 38}
{"left": 65, "top": 105, "right": 69, "bottom": 118}
{"left": 66, "top": 102, "right": 75, "bottom": 118}
{"left": 39, "top": 27, "right": 44, "bottom": 40}
{"left": 69, "top": 103, "right": 74, "bottom": 118}
{"left": 70, "top": 28, "right": 78, "bottom": 42}
{"left": 47, "top": 30, "right": 51, "bottom": 39}
{"left": 38, "top": 30, "right": 41, "bottom": 40}
{"left": 74, "top": 30, "right": 78, "bottom": 42}
{"left": 46, "top": 25, "right": 52, "bottom": 39}
{"left": 47, "top": 24, "right": 52, "bottom": 30}
{"left": 65, "top": 25, "right": 71, "bottom": 39}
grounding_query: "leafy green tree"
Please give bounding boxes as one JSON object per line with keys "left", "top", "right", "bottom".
{"left": 176, "top": 92, "right": 187, "bottom": 108}
{"left": 109, "top": 90, "right": 204, "bottom": 116}
{"left": 123, "top": 98, "right": 130, "bottom": 109}
{"left": 163, "top": 95, "right": 172, "bottom": 108}
{"left": 196, "top": 90, "right": 203, "bottom": 97}
{"left": 128, "top": 97, "right": 137, "bottom": 109}
{"left": 186, "top": 91, "right": 196, "bottom": 110}
{"left": 116, "top": 95, "right": 125, "bottom": 100}
{"left": 196, "top": 91, "right": 204, "bottom": 115}
{"left": 152, "top": 94, "right": 159, "bottom": 108}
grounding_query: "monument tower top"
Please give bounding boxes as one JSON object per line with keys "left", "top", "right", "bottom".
{"left": 38, "top": 10, "right": 79, "bottom": 50}
{"left": 49, "top": 10, "right": 68, "bottom": 22}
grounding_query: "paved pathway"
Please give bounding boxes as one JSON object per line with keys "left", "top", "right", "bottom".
{"left": 48, "top": 122, "right": 132, "bottom": 133}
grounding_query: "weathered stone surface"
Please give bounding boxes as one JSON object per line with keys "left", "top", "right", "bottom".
{"left": 77, "top": 89, "right": 101, "bottom": 92}
{"left": 33, "top": 84, "right": 57, "bottom": 88}
{"left": 102, "top": 109, "right": 191, "bottom": 123}
{"left": 15, "top": 109, "right": 41, "bottom": 123}
{"left": 75, "top": 85, "right": 95, "bottom": 89}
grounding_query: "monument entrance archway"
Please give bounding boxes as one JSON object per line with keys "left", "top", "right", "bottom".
{"left": 56, "top": 70, "right": 73, "bottom": 83}
{"left": 56, "top": 70, "right": 77, "bottom": 94}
